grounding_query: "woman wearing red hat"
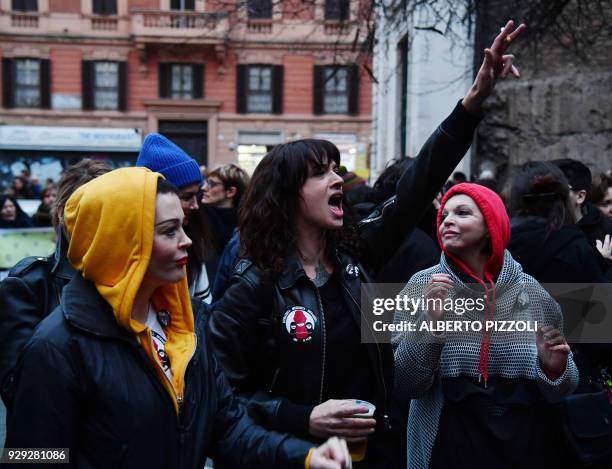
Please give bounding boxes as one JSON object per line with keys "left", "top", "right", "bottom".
{"left": 394, "top": 183, "right": 578, "bottom": 469}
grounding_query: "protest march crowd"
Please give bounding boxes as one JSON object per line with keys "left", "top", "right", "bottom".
{"left": 0, "top": 20, "right": 611, "bottom": 469}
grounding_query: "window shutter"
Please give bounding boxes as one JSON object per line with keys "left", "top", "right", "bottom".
{"left": 40, "top": 59, "right": 51, "bottom": 109}
{"left": 118, "top": 61, "right": 127, "bottom": 111}
{"left": 313, "top": 65, "right": 324, "bottom": 115}
{"left": 193, "top": 64, "right": 204, "bottom": 99}
{"left": 347, "top": 64, "right": 359, "bottom": 115}
{"left": 13, "top": 0, "right": 37, "bottom": 11}
{"left": 236, "top": 64, "right": 247, "bottom": 113}
{"left": 340, "top": 0, "right": 349, "bottom": 20}
{"left": 185, "top": 0, "right": 195, "bottom": 10}
{"left": 2, "top": 58, "right": 14, "bottom": 109}
{"left": 106, "top": 0, "right": 117, "bottom": 15}
{"left": 272, "top": 65, "right": 283, "bottom": 114}
{"left": 159, "top": 63, "right": 170, "bottom": 98}
{"left": 94, "top": 0, "right": 117, "bottom": 15}
{"left": 81, "top": 60, "right": 93, "bottom": 110}
{"left": 170, "top": 0, "right": 180, "bottom": 9}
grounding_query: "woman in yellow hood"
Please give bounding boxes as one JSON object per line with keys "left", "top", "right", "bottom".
{"left": 5, "top": 167, "right": 351, "bottom": 469}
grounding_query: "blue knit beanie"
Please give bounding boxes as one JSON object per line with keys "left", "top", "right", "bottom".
{"left": 136, "top": 133, "right": 203, "bottom": 189}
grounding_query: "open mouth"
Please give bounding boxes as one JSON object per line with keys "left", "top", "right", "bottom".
{"left": 328, "top": 194, "right": 344, "bottom": 218}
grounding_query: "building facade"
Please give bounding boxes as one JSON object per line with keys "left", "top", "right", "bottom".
{"left": 372, "top": 5, "right": 474, "bottom": 180}
{"left": 0, "top": 0, "right": 373, "bottom": 183}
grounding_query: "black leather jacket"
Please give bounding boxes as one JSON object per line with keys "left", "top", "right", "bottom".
{"left": 5, "top": 274, "right": 312, "bottom": 468}
{"left": 0, "top": 233, "right": 75, "bottom": 401}
{"left": 208, "top": 102, "right": 481, "bottom": 465}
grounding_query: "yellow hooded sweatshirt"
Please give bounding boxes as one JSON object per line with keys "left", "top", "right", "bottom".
{"left": 63, "top": 167, "right": 196, "bottom": 413}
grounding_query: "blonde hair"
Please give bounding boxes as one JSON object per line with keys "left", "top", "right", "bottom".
{"left": 208, "top": 164, "right": 250, "bottom": 207}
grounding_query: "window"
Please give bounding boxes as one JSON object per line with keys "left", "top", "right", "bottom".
{"left": 313, "top": 65, "right": 359, "bottom": 115}
{"left": 170, "top": 0, "right": 194, "bottom": 11}
{"left": 92, "top": 0, "right": 117, "bottom": 15}
{"left": 81, "top": 60, "right": 127, "bottom": 111}
{"left": 323, "top": 67, "right": 348, "bottom": 113}
{"left": 11, "top": 0, "right": 37, "bottom": 12}
{"left": 247, "top": 66, "right": 271, "bottom": 112}
{"left": 2, "top": 58, "right": 50, "bottom": 109}
{"left": 236, "top": 65, "right": 283, "bottom": 114}
{"left": 247, "top": 0, "right": 272, "bottom": 19}
{"left": 15, "top": 59, "right": 40, "bottom": 108}
{"left": 94, "top": 62, "right": 119, "bottom": 110}
{"left": 159, "top": 63, "right": 203, "bottom": 100}
{"left": 325, "top": 0, "right": 349, "bottom": 20}
{"left": 171, "top": 65, "right": 193, "bottom": 99}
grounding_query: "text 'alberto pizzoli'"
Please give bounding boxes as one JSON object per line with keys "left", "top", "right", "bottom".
{"left": 373, "top": 320, "right": 539, "bottom": 333}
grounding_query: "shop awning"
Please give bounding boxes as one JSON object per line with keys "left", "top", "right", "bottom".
{"left": 0, "top": 126, "right": 142, "bottom": 153}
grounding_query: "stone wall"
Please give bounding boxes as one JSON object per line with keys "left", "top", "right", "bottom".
{"left": 473, "top": 0, "right": 612, "bottom": 184}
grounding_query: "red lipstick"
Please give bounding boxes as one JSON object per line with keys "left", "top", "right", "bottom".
{"left": 176, "top": 257, "right": 188, "bottom": 267}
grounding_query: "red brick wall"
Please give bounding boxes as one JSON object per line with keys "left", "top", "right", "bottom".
{"left": 128, "top": 0, "right": 159, "bottom": 10}
{"left": 359, "top": 63, "right": 372, "bottom": 116}
{"left": 50, "top": 48, "right": 81, "bottom": 94}
{"left": 282, "top": 0, "right": 315, "bottom": 20}
{"left": 283, "top": 54, "right": 315, "bottom": 114}
{"left": 205, "top": 51, "right": 236, "bottom": 112}
{"left": 48, "top": 0, "right": 81, "bottom": 14}
{"left": 128, "top": 50, "right": 159, "bottom": 111}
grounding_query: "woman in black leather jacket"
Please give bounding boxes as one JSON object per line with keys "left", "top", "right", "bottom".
{"left": 5, "top": 167, "right": 351, "bottom": 469}
{"left": 208, "top": 21, "right": 525, "bottom": 469}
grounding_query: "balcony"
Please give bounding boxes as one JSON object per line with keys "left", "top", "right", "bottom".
{"left": 247, "top": 19, "right": 272, "bottom": 34}
{"left": 130, "top": 9, "right": 229, "bottom": 44}
{"left": 9, "top": 12, "right": 40, "bottom": 29}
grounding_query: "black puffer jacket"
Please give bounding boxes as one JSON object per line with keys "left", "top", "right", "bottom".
{"left": 5, "top": 274, "right": 312, "bottom": 468}
{"left": 208, "top": 102, "right": 481, "bottom": 467}
{"left": 0, "top": 234, "right": 75, "bottom": 400}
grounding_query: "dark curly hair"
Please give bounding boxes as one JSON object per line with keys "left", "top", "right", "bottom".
{"left": 239, "top": 139, "right": 363, "bottom": 275}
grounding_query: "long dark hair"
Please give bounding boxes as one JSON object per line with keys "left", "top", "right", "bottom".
{"left": 509, "top": 161, "right": 574, "bottom": 236}
{"left": 0, "top": 194, "right": 32, "bottom": 228}
{"left": 239, "top": 139, "right": 362, "bottom": 275}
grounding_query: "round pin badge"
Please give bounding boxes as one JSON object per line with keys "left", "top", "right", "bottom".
{"left": 157, "top": 310, "right": 171, "bottom": 329}
{"left": 282, "top": 306, "right": 317, "bottom": 343}
{"left": 346, "top": 264, "right": 360, "bottom": 278}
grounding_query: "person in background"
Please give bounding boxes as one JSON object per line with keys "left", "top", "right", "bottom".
{"left": 0, "top": 159, "right": 111, "bottom": 405}
{"left": 352, "top": 158, "right": 440, "bottom": 284}
{"left": 31, "top": 185, "right": 58, "bottom": 227}
{"left": 508, "top": 161, "right": 610, "bottom": 283}
{"left": 0, "top": 195, "right": 32, "bottom": 229}
{"left": 4, "top": 167, "right": 352, "bottom": 469}
{"left": 7, "top": 177, "right": 33, "bottom": 199}
{"left": 137, "top": 134, "right": 214, "bottom": 304}
{"left": 552, "top": 159, "right": 612, "bottom": 247}
{"left": 590, "top": 172, "right": 612, "bottom": 221}
{"left": 200, "top": 164, "right": 250, "bottom": 253}
{"left": 394, "top": 183, "right": 578, "bottom": 469}
{"left": 29, "top": 176, "right": 43, "bottom": 198}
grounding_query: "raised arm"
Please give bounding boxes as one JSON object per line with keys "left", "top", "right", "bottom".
{"left": 360, "top": 21, "right": 525, "bottom": 273}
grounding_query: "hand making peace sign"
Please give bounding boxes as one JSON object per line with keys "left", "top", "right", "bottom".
{"left": 462, "top": 20, "right": 527, "bottom": 114}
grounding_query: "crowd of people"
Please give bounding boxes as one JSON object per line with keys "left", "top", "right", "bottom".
{"left": 0, "top": 20, "right": 611, "bottom": 469}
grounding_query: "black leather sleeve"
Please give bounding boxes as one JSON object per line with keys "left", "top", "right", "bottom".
{"left": 0, "top": 259, "right": 53, "bottom": 400}
{"left": 359, "top": 101, "right": 482, "bottom": 273}
{"left": 5, "top": 338, "right": 81, "bottom": 451}
{"left": 209, "top": 348, "right": 313, "bottom": 468}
